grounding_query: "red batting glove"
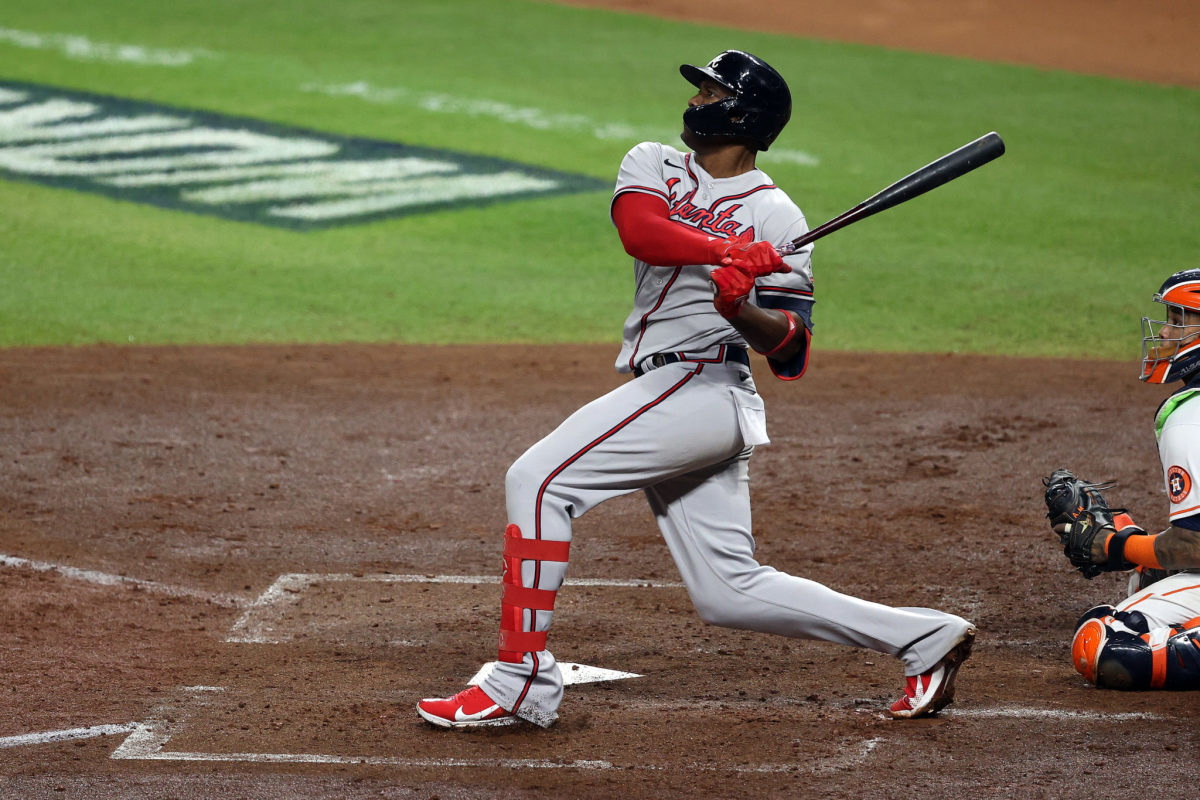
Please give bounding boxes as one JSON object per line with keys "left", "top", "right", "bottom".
{"left": 713, "top": 232, "right": 790, "bottom": 277}
{"left": 706, "top": 230, "right": 750, "bottom": 266}
{"left": 724, "top": 240, "right": 789, "bottom": 277}
{"left": 710, "top": 265, "right": 756, "bottom": 320}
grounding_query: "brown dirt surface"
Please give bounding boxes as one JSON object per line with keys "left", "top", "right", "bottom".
{"left": 4, "top": 4, "right": 1199, "bottom": 799}
{"left": 3, "top": 344, "right": 1197, "bottom": 799}
{"left": 562, "top": 0, "right": 1200, "bottom": 87}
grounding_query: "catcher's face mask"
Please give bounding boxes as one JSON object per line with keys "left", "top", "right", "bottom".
{"left": 1142, "top": 303, "right": 1200, "bottom": 383}
{"left": 1141, "top": 269, "right": 1200, "bottom": 383}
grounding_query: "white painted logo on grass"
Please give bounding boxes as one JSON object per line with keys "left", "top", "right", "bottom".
{"left": 0, "top": 28, "right": 820, "bottom": 168}
{"left": 0, "top": 81, "right": 605, "bottom": 229}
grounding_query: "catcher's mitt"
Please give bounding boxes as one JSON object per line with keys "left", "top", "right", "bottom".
{"left": 1042, "top": 468, "right": 1129, "bottom": 579}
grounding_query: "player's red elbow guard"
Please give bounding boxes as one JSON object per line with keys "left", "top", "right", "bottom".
{"left": 758, "top": 311, "right": 798, "bottom": 357}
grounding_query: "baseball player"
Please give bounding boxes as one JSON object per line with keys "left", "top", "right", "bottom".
{"left": 1044, "top": 268, "right": 1200, "bottom": 689}
{"left": 417, "top": 50, "right": 976, "bottom": 729}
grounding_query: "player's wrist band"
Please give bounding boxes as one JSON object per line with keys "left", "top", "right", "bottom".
{"left": 1106, "top": 529, "right": 1161, "bottom": 570}
{"left": 758, "top": 311, "right": 797, "bottom": 357}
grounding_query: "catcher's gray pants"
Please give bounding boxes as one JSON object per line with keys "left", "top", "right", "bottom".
{"left": 480, "top": 358, "right": 974, "bottom": 727}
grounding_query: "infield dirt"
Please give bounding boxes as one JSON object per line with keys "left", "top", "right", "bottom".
{"left": 3, "top": 2, "right": 1199, "bottom": 798}
{"left": 3, "top": 345, "right": 1196, "bottom": 798}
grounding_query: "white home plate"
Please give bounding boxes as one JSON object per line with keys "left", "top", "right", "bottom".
{"left": 468, "top": 662, "right": 641, "bottom": 687}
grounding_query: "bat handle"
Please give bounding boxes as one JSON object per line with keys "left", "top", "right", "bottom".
{"left": 776, "top": 234, "right": 814, "bottom": 257}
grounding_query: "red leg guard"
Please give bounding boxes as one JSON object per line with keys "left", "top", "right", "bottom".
{"left": 497, "top": 524, "right": 569, "bottom": 663}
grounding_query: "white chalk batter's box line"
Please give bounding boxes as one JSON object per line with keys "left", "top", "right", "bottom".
{"left": 0, "top": 554, "right": 1075, "bottom": 654}
{"left": 226, "top": 572, "right": 687, "bottom": 644}
{"left": 97, "top": 686, "right": 1171, "bottom": 773}
{"left": 3, "top": 557, "right": 1177, "bottom": 767}
{"left": 0, "top": 552, "right": 1174, "bottom": 766}
{"left": 1, "top": 686, "right": 1168, "bottom": 766}
{"left": 108, "top": 690, "right": 873, "bottom": 777}
{"left": 226, "top": 571, "right": 1009, "bottom": 649}
{"left": 0, "top": 552, "right": 248, "bottom": 608}
{"left": 106, "top": 685, "right": 877, "bottom": 774}
{"left": 0, "top": 553, "right": 1051, "bottom": 653}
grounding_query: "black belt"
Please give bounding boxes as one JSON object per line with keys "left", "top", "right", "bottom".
{"left": 633, "top": 346, "right": 750, "bottom": 377}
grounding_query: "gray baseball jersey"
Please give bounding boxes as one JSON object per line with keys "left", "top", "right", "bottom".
{"left": 611, "top": 141, "right": 815, "bottom": 380}
{"left": 480, "top": 141, "right": 973, "bottom": 727}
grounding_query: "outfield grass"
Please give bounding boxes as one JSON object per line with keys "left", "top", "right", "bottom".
{"left": 0, "top": 0, "right": 1197, "bottom": 358}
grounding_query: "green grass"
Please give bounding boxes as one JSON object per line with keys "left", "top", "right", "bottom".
{"left": 1, "top": 0, "right": 1197, "bottom": 358}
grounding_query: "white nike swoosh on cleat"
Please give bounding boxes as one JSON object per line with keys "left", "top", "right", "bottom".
{"left": 454, "top": 703, "right": 501, "bottom": 722}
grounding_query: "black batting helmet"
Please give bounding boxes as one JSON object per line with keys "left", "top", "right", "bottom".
{"left": 680, "top": 50, "right": 791, "bottom": 151}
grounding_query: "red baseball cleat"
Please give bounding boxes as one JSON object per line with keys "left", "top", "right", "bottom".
{"left": 889, "top": 627, "right": 976, "bottom": 719}
{"left": 417, "top": 685, "right": 518, "bottom": 728}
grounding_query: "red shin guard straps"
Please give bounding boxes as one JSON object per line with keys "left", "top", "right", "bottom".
{"left": 498, "top": 524, "right": 570, "bottom": 663}
{"left": 503, "top": 583, "right": 559, "bottom": 610}
{"left": 503, "top": 536, "right": 570, "bottom": 561}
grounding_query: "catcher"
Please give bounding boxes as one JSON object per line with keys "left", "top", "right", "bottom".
{"left": 1043, "top": 268, "right": 1200, "bottom": 690}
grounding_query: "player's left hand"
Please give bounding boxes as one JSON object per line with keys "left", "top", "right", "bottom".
{"left": 1042, "top": 468, "right": 1136, "bottom": 578}
{"left": 719, "top": 232, "right": 790, "bottom": 277}
{"left": 710, "top": 265, "right": 755, "bottom": 319}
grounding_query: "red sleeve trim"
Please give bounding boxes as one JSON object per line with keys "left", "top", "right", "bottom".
{"left": 611, "top": 186, "right": 669, "bottom": 209}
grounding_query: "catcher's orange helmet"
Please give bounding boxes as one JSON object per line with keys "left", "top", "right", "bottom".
{"left": 1141, "top": 268, "right": 1200, "bottom": 383}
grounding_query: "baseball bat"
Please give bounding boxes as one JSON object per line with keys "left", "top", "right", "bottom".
{"left": 777, "top": 131, "right": 1005, "bottom": 255}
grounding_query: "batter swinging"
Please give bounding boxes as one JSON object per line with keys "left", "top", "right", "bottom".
{"left": 418, "top": 50, "right": 976, "bottom": 728}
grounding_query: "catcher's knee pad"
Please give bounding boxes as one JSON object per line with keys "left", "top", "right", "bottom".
{"left": 497, "top": 524, "right": 570, "bottom": 664}
{"left": 1072, "top": 615, "right": 1111, "bottom": 684}
{"left": 1070, "top": 605, "right": 1120, "bottom": 682}
{"left": 1073, "top": 612, "right": 1200, "bottom": 690}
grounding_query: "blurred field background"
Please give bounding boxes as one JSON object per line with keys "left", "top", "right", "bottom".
{"left": 0, "top": 0, "right": 1197, "bottom": 357}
